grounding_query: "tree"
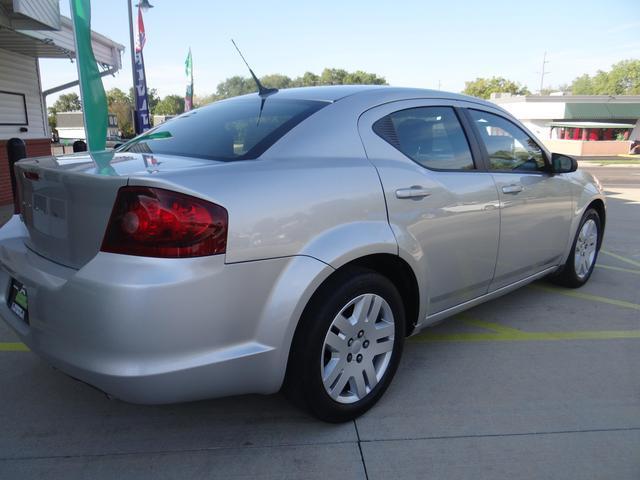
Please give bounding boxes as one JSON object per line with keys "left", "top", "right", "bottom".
{"left": 50, "top": 92, "right": 82, "bottom": 113}
{"left": 154, "top": 94, "right": 185, "bottom": 115}
{"left": 319, "top": 68, "right": 349, "bottom": 85}
{"left": 296, "top": 71, "right": 319, "bottom": 86}
{"left": 343, "top": 70, "right": 387, "bottom": 85}
{"left": 463, "top": 77, "right": 531, "bottom": 99}
{"left": 570, "top": 74, "right": 593, "bottom": 94}
{"left": 107, "top": 88, "right": 134, "bottom": 138}
{"left": 128, "top": 87, "right": 160, "bottom": 114}
{"left": 261, "top": 74, "right": 293, "bottom": 89}
{"left": 208, "top": 68, "right": 387, "bottom": 101}
{"left": 48, "top": 92, "right": 81, "bottom": 136}
{"left": 570, "top": 59, "right": 640, "bottom": 95}
{"left": 193, "top": 93, "right": 216, "bottom": 108}
{"left": 215, "top": 75, "right": 256, "bottom": 99}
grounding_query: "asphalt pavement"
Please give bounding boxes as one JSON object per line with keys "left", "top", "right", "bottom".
{"left": 0, "top": 164, "right": 638, "bottom": 479}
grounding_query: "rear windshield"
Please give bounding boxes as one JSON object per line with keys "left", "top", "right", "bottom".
{"left": 119, "top": 98, "right": 327, "bottom": 161}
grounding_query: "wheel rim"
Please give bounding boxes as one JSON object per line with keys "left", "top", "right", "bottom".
{"left": 320, "top": 293, "right": 395, "bottom": 404}
{"left": 574, "top": 219, "right": 598, "bottom": 280}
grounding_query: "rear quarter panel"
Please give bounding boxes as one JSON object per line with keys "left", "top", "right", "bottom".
{"left": 126, "top": 99, "right": 396, "bottom": 266}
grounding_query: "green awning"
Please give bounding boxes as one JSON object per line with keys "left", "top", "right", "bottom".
{"left": 565, "top": 103, "right": 640, "bottom": 120}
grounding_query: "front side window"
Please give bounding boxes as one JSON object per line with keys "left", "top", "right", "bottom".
{"left": 468, "top": 110, "right": 546, "bottom": 172}
{"left": 374, "top": 106, "right": 475, "bottom": 170}
{"left": 119, "top": 98, "right": 327, "bottom": 161}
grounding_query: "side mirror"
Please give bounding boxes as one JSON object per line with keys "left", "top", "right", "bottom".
{"left": 551, "top": 153, "right": 578, "bottom": 173}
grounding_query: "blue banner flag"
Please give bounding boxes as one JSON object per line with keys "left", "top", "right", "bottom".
{"left": 133, "top": 5, "right": 150, "bottom": 133}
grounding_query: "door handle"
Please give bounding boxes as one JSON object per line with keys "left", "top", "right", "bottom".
{"left": 502, "top": 184, "right": 523, "bottom": 194}
{"left": 395, "top": 186, "right": 431, "bottom": 199}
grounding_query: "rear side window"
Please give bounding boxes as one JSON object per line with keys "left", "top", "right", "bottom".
{"left": 373, "top": 106, "right": 475, "bottom": 170}
{"left": 120, "top": 98, "right": 327, "bottom": 161}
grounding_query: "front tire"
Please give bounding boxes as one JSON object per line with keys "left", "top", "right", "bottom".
{"left": 552, "top": 208, "right": 601, "bottom": 288}
{"left": 285, "top": 267, "right": 405, "bottom": 423}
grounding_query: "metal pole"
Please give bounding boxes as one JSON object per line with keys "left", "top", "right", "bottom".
{"left": 6, "top": 138, "right": 26, "bottom": 214}
{"left": 539, "top": 51, "right": 548, "bottom": 94}
{"left": 127, "top": 0, "right": 138, "bottom": 134}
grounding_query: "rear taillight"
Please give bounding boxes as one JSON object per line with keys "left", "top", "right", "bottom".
{"left": 101, "top": 186, "right": 228, "bottom": 258}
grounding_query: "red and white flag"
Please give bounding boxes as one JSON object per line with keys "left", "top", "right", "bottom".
{"left": 135, "top": 5, "right": 146, "bottom": 52}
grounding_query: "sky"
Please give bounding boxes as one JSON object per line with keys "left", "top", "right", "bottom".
{"left": 41, "top": 0, "right": 640, "bottom": 104}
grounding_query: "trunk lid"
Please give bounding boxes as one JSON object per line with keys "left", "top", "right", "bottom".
{"left": 15, "top": 151, "right": 218, "bottom": 269}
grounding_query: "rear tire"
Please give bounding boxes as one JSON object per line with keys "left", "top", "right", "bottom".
{"left": 552, "top": 208, "right": 601, "bottom": 288}
{"left": 284, "top": 267, "right": 405, "bottom": 423}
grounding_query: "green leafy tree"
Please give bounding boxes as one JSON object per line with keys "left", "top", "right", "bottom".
{"left": 107, "top": 88, "right": 134, "bottom": 138}
{"left": 319, "top": 68, "right": 348, "bottom": 85}
{"left": 155, "top": 94, "right": 185, "bottom": 115}
{"left": 50, "top": 92, "right": 82, "bottom": 113}
{"left": 48, "top": 92, "right": 81, "bottom": 138}
{"left": 463, "top": 77, "right": 531, "bottom": 99}
{"left": 193, "top": 93, "right": 217, "bottom": 107}
{"left": 48, "top": 113, "right": 57, "bottom": 131}
{"left": 261, "top": 74, "right": 293, "bottom": 89}
{"left": 214, "top": 76, "right": 256, "bottom": 99}
{"left": 209, "top": 68, "right": 387, "bottom": 101}
{"left": 343, "top": 70, "right": 387, "bottom": 85}
{"left": 571, "top": 74, "right": 594, "bottom": 94}
{"left": 128, "top": 87, "right": 160, "bottom": 114}
{"left": 295, "top": 71, "right": 320, "bottom": 86}
{"left": 571, "top": 59, "right": 640, "bottom": 95}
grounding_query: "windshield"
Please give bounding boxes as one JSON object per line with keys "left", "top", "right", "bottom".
{"left": 119, "top": 97, "right": 327, "bottom": 161}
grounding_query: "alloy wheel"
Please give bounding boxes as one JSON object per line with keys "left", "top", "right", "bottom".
{"left": 320, "top": 293, "right": 395, "bottom": 404}
{"left": 574, "top": 218, "right": 598, "bottom": 279}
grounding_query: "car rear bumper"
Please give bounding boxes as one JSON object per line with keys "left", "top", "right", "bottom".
{"left": 0, "top": 216, "right": 332, "bottom": 403}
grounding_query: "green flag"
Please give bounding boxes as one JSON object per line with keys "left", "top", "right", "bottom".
{"left": 185, "top": 48, "right": 193, "bottom": 111}
{"left": 69, "top": 0, "right": 108, "bottom": 152}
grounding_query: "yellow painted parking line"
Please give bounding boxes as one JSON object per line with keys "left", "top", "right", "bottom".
{"left": 411, "top": 313, "right": 640, "bottom": 343}
{"left": 411, "top": 329, "right": 640, "bottom": 343}
{"left": 531, "top": 284, "right": 640, "bottom": 311}
{"left": 601, "top": 250, "right": 640, "bottom": 268}
{"left": 458, "top": 315, "right": 522, "bottom": 335}
{"left": 0, "top": 342, "right": 29, "bottom": 351}
{"left": 596, "top": 264, "right": 640, "bottom": 275}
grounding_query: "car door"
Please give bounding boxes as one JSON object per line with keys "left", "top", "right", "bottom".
{"left": 358, "top": 100, "right": 501, "bottom": 316}
{"left": 463, "top": 107, "right": 573, "bottom": 290}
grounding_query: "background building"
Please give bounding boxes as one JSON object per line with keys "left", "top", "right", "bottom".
{"left": 55, "top": 111, "right": 120, "bottom": 144}
{"left": 491, "top": 93, "right": 640, "bottom": 156}
{"left": 0, "top": 0, "right": 123, "bottom": 205}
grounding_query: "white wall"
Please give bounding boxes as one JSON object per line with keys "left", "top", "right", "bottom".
{"left": 497, "top": 101, "right": 566, "bottom": 121}
{"left": 521, "top": 120, "right": 551, "bottom": 142}
{"left": 56, "top": 127, "right": 86, "bottom": 140}
{"left": 0, "top": 48, "right": 47, "bottom": 141}
{"left": 12, "top": 0, "right": 60, "bottom": 30}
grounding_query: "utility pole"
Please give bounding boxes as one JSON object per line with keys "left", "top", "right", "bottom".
{"left": 539, "top": 51, "right": 550, "bottom": 94}
{"left": 127, "top": 0, "right": 136, "bottom": 131}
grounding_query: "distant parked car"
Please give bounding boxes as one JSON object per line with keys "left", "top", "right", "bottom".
{"left": 0, "top": 86, "right": 605, "bottom": 422}
{"left": 106, "top": 135, "right": 124, "bottom": 149}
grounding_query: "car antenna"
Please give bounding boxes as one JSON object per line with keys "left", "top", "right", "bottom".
{"left": 231, "top": 39, "right": 277, "bottom": 126}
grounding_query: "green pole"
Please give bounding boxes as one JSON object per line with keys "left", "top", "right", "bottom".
{"left": 69, "top": 0, "right": 108, "bottom": 152}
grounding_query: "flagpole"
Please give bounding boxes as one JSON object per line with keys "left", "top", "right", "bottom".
{"left": 127, "top": 0, "right": 138, "bottom": 134}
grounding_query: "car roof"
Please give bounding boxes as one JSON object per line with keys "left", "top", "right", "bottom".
{"left": 234, "top": 85, "right": 499, "bottom": 110}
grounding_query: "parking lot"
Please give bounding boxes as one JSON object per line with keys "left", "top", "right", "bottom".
{"left": 0, "top": 164, "right": 638, "bottom": 479}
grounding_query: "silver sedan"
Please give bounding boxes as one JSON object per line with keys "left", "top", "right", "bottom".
{"left": 0, "top": 86, "right": 605, "bottom": 422}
